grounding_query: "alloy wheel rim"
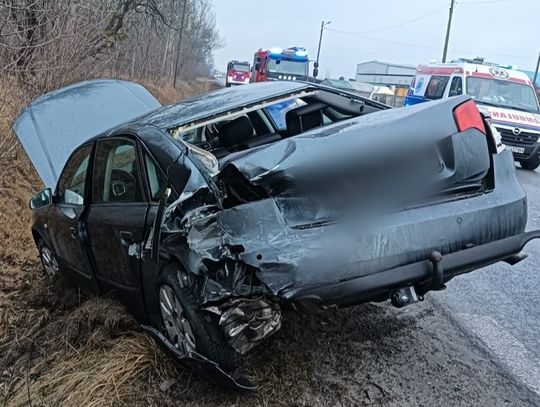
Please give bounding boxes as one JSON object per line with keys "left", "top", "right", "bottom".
{"left": 159, "top": 285, "right": 196, "bottom": 355}
{"left": 41, "top": 246, "right": 59, "bottom": 276}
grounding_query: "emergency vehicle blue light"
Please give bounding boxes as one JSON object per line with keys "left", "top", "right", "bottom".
{"left": 296, "top": 50, "right": 308, "bottom": 57}
{"left": 269, "top": 47, "right": 283, "bottom": 55}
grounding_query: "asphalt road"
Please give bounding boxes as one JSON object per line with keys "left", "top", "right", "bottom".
{"left": 432, "top": 164, "right": 540, "bottom": 397}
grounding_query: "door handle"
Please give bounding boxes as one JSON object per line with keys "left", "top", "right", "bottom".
{"left": 119, "top": 231, "right": 134, "bottom": 246}
{"left": 68, "top": 226, "right": 77, "bottom": 240}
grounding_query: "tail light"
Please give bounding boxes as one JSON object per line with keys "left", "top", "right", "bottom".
{"left": 453, "top": 100, "right": 486, "bottom": 134}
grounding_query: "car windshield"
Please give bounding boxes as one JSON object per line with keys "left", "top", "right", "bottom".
{"left": 268, "top": 58, "right": 308, "bottom": 76}
{"left": 466, "top": 76, "right": 540, "bottom": 114}
{"left": 232, "top": 64, "right": 250, "bottom": 72}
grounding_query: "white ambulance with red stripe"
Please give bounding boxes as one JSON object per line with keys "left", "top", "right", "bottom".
{"left": 405, "top": 58, "right": 540, "bottom": 170}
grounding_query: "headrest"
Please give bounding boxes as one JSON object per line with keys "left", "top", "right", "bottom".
{"left": 218, "top": 116, "right": 254, "bottom": 147}
{"left": 286, "top": 102, "right": 326, "bottom": 136}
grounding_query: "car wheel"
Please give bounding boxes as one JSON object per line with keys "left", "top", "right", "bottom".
{"left": 158, "top": 264, "right": 242, "bottom": 370}
{"left": 38, "top": 239, "right": 59, "bottom": 277}
{"left": 520, "top": 159, "right": 540, "bottom": 171}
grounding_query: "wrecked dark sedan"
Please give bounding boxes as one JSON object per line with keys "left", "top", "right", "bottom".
{"left": 14, "top": 79, "right": 540, "bottom": 389}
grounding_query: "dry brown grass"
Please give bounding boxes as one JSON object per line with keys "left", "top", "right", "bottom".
{"left": 0, "top": 73, "right": 321, "bottom": 406}
{"left": 0, "top": 77, "right": 224, "bottom": 407}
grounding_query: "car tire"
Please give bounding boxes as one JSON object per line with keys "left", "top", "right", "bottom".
{"left": 520, "top": 159, "right": 540, "bottom": 171}
{"left": 38, "top": 238, "right": 60, "bottom": 277}
{"left": 158, "top": 263, "right": 242, "bottom": 370}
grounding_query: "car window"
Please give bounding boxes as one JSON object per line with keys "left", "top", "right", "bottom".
{"left": 448, "top": 76, "right": 463, "bottom": 97}
{"left": 57, "top": 145, "right": 92, "bottom": 205}
{"left": 92, "top": 138, "right": 144, "bottom": 203}
{"left": 425, "top": 76, "right": 450, "bottom": 100}
{"left": 265, "top": 99, "right": 306, "bottom": 130}
{"left": 178, "top": 127, "right": 203, "bottom": 144}
{"left": 145, "top": 153, "right": 168, "bottom": 201}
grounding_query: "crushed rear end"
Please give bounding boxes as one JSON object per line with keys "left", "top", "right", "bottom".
{"left": 161, "top": 95, "right": 535, "bottom": 362}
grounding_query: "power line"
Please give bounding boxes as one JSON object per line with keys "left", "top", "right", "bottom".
{"left": 348, "top": 6, "right": 447, "bottom": 35}
{"left": 459, "top": 0, "right": 510, "bottom": 4}
{"left": 326, "top": 28, "right": 440, "bottom": 51}
{"left": 325, "top": 28, "right": 532, "bottom": 60}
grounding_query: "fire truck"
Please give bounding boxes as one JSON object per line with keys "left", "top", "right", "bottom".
{"left": 252, "top": 47, "right": 309, "bottom": 82}
{"left": 225, "top": 60, "right": 251, "bottom": 86}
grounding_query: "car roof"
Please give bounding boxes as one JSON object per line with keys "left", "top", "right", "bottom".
{"left": 139, "top": 81, "right": 312, "bottom": 130}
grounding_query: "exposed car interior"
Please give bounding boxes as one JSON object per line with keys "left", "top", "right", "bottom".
{"left": 171, "top": 88, "right": 383, "bottom": 167}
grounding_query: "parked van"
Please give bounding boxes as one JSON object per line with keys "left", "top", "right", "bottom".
{"left": 405, "top": 58, "right": 540, "bottom": 170}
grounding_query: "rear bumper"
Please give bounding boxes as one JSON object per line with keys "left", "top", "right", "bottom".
{"left": 284, "top": 229, "right": 540, "bottom": 307}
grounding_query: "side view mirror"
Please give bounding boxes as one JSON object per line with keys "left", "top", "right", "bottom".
{"left": 167, "top": 163, "right": 192, "bottom": 195}
{"left": 29, "top": 188, "right": 52, "bottom": 210}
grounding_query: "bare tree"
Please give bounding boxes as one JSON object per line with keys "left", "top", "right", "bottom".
{"left": 0, "top": 0, "right": 222, "bottom": 94}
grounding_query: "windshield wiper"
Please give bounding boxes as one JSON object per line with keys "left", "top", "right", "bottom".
{"left": 476, "top": 100, "right": 538, "bottom": 114}
{"left": 475, "top": 100, "right": 501, "bottom": 108}
{"left": 502, "top": 105, "right": 538, "bottom": 114}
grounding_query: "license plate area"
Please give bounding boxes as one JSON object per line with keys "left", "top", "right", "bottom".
{"left": 510, "top": 146, "right": 525, "bottom": 154}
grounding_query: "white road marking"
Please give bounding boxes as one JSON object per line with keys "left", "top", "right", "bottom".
{"left": 457, "top": 313, "right": 540, "bottom": 396}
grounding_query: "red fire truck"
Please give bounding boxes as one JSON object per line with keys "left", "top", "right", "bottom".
{"left": 252, "top": 47, "right": 309, "bottom": 82}
{"left": 225, "top": 60, "right": 251, "bottom": 86}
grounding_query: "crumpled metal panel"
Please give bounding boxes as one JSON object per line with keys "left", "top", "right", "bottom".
{"left": 205, "top": 298, "right": 281, "bottom": 355}
{"left": 13, "top": 79, "right": 160, "bottom": 188}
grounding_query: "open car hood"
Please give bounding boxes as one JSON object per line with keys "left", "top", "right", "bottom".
{"left": 13, "top": 79, "right": 161, "bottom": 188}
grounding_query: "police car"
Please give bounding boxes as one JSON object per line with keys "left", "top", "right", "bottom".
{"left": 405, "top": 58, "right": 540, "bottom": 170}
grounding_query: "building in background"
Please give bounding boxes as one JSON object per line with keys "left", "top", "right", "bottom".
{"left": 320, "top": 78, "right": 356, "bottom": 92}
{"left": 355, "top": 60, "right": 416, "bottom": 96}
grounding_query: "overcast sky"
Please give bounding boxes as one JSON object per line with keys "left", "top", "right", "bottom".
{"left": 211, "top": 0, "right": 539, "bottom": 78}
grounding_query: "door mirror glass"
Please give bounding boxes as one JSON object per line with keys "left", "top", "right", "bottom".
{"left": 448, "top": 76, "right": 463, "bottom": 97}
{"left": 29, "top": 188, "right": 52, "bottom": 210}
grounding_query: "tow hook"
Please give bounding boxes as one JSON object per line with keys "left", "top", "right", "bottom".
{"left": 416, "top": 251, "right": 447, "bottom": 298}
{"left": 390, "top": 286, "right": 420, "bottom": 308}
{"left": 391, "top": 251, "right": 447, "bottom": 308}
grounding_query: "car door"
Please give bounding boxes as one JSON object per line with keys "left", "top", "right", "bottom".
{"left": 85, "top": 136, "right": 149, "bottom": 318}
{"left": 48, "top": 143, "right": 100, "bottom": 293}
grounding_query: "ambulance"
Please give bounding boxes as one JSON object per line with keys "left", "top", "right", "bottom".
{"left": 405, "top": 58, "right": 540, "bottom": 170}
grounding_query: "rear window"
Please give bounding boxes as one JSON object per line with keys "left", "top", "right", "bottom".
{"left": 425, "top": 76, "right": 450, "bottom": 100}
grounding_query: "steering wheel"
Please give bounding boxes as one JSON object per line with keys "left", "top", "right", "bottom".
{"left": 110, "top": 169, "right": 135, "bottom": 198}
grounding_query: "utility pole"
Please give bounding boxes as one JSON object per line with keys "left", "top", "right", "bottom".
{"left": 314, "top": 20, "right": 331, "bottom": 79}
{"left": 173, "top": 0, "right": 188, "bottom": 88}
{"left": 442, "top": 0, "right": 455, "bottom": 63}
{"left": 533, "top": 51, "right": 540, "bottom": 89}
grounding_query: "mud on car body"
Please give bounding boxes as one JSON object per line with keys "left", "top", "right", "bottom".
{"left": 16, "top": 79, "right": 540, "bottom": 389}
